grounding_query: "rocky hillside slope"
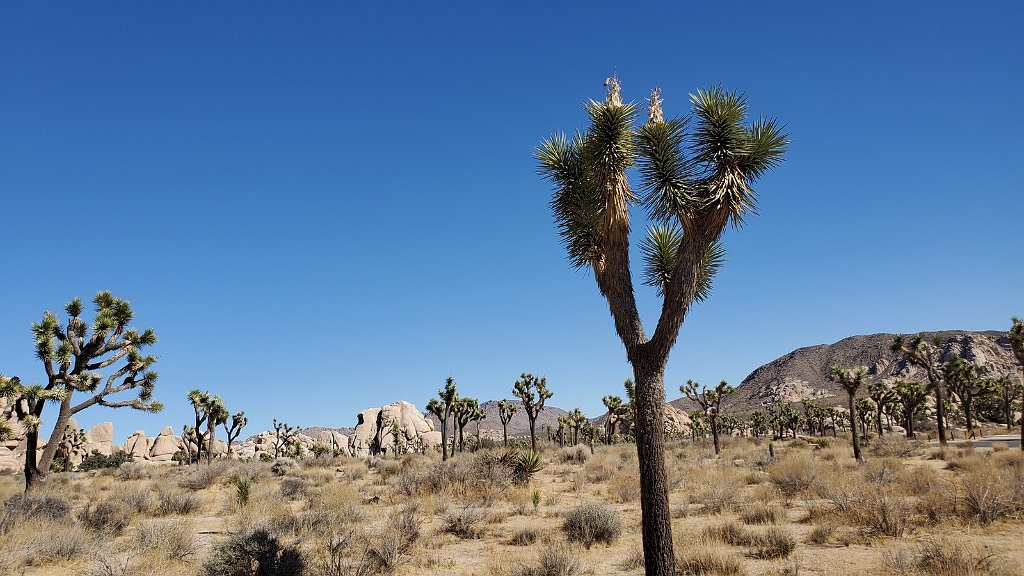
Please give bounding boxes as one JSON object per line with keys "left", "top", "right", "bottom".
{"left": 669, "top": 330, "right": 1017, "bottom": 415}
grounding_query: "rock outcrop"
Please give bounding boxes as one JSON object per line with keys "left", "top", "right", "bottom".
{"left": 350, "top": 400, "right": 439, "bottom": 456}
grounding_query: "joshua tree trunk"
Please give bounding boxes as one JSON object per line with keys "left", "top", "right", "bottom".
{"left": 848, "top": 392, "right": 862, "bottom": 462}
{"left": 527, "top": 416, "right": 537, "bottom": 452}
{"left": 24, "top": 429, "right": 42, "bottom": 493}
{"left": 928, "top": 371, "right": 948, "bottom": 446}
{"left": 710, "top": 414, "right": 720, "bottom": 455}
{"left": 875, "top": 404, "right": 884, "bottom": 437}
{"left": 440, "top": 415, "right": 449, "bottom": 461}
{"left": 502, "top": 422, "right": 508, "bottom": 447}
{"left": 633, "top": 361, "right": 674, "bottom": 576}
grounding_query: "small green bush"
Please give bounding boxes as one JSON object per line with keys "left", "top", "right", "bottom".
{"left": 78, "top": 450, "right": 133, "bottom": 471}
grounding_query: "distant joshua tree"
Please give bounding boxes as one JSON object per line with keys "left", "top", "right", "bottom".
{"left": 602, "top": 395, "right": 626, "bottom": 443}
{"left": 681, "top": 379, "right": 734, "bottom": 455}
{"left": 867, "top": 381, "right": 897, "bottom": 437}
{"left": 1008, "top": 317, "right": 1024, "bottom": 451}
{"left": 272, "top": 419, "right": 301, "bottom": 458}
{"left": 513, "top": 373, "right": 552, "bottom": 452}
{"left": 892, "top": 380, "right": 928, "bottom": 438}
{"left": 497, "top": 399, "right": 517, "bottom": 447}
{"left": 892, "top": 335, "right": 949, "bottom": 446}
{"left": 942, "top": 355, "right": 993, "bottom": 438}
{"left": 223, "top": 411, "right": 247, "bottom": 456}
{"left": 833, "top": 366, "right": 867, "bottom": 462}
{"left": 426, "top": 376, "right": 458, "bottom": 461}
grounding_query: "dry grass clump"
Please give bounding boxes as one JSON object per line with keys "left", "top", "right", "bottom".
{"left": 442, "top": 507, "right": 486, "bottom": 539}
{"left": 584, "top": 454, "right": 616, "bottom": 483}
{"left": 280, "top": 477, "right": 310, "bottom": 499}
{"left": 132, "top": 518, "right": 199, "bottom": 561}
{"left": 508, "top": 526, "right": 540, "bottom": 546}
{"left": 768, "top": 452, "right": 819, "bottom": 503}
{"left": 675, "top": 536, "right": 746, "bottom": 576}
{"left": 884, "top": 538, "right": 1020, "bottom": 576}
{"left": 959, "top": 466, "right": 1019, "bottom": 526}
{"left": 509, "top": 542, "right": 582, "bottom": 576}
{"left": 608, "top": 468, "right": 641, "bottom": 502}
{"left": 871, "top": 435, "right": 923, "bottom": 458}
{"left": 688, "top": 468, "right": 744, "bottom": 514}
{"left": 703, "top": 521, "right": 751, "bottom": 546}
{"left": 156, "top": 489, "right": 201, "bottom": 516}
{"left": 79, "top": 498, "right": 134, "bottom": 534}
{"left": 562, "top": 502, "right": 621, "bottom": 547}
{"left": 805, "top": 524, "right": 834, "bottom": 545}
{"left": 557, "top": 444, "right": 591, "bottom": 464}
{"left": 739, "top": 502, "right": 785, "bottom": 525}
{"left": 748, "top": 526, "right": 796, "bottom": 559}
{"left": 179, "top": 460, "right": 233, "bottom": 490}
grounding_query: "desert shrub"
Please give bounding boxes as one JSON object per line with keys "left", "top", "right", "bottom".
{"left": 584, "top": 456, "right": 616, "bottom": 483}
{"left": 391, "top": 504, "right": 420, "bottom": 546}
{"left": 853, "top": 486, "right": 913, "bottom": 537}
{"left": 442, "top": 507, "right": 485, "bottom": 539}
{"left": 157, "top": 490, "right": 201, "bottom": 516}
{"left": 769, "top": 454, "right": 818, "bottom": 503}
{"left": 508, "top": 527, "right": 539, "bottom": 546}
{"left": 511, "top": 542, "right": 581, "bottom": 576}
{"left": 863, "top": 458, "right": 902, "bottom": 484}
{"left": 113, "top": 487, "right": 153, "bottom": 514}
{"left": 562, "top": 502, "right": 621, "bottom": 548}
{"left": 1, "top": 493, "right": 71, "bottom": 534}
{"left": 689, "top": 471, "right": 744, "bottom": 514}
{"left": 702, "top": 521, "right": 751, "bottom": 546}
{"left": 271, "top": 457, "right": 299, "bottom": 476}
{"left": 114, "top": 461, "right": 152, "bottom": 480}
{"left": 133, "top": 518, "right": 198, "bottom": 561}
{"left": 79, "top": 450, "right": 133, "bottom": 471}
{"left": 871, "top": 435, "right": 922, "bottom": 458}
{"left": 180, "top": 461, "right": 232, "bottom": 490}
{"left": 740, "top": 503, "right": 784, "bottom": 525}
{"left": 884, "top": 538, "right": 1020, "bottom": 576}
{"left": 558, "top": 445, "right": 590, "bottom": 464}
{"left": 79, "top": 499, "right": 132, "bottom": 534}
{"left": 676, "top": 546, "right": 745, "bottom": 576}
{"left": 748, "top": 527, "right": 796, "bottom": 559}
{"left": 280, "top": 478, "right": 309, "bottom": 499}
{"left": 806, "top": 524, "right": 834, "bottom": 545}
{"left": 607, "top": 469, "right": 641, "bottom": 503}
{"left": 367, "top": 529, "right": 404, "bottom": 573}
{"left": 201, "top": 529, "right": 305, "bottom": 576}
{"left": 960, "top": 468, "right": 1017, "bottom": 526}
{"left": 32, "top": 523, "right": 96, "bottom": 564}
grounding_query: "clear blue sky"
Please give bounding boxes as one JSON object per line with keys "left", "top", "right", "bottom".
{"left": 2, "top": 2, "right": 1021, "bottom": 440}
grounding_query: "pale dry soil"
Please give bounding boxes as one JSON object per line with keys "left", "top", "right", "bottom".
{"left": 1, "top": 436, "right": 1022, "bottom": 576}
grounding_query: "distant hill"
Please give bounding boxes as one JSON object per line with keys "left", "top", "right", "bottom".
{"left": 669, "top": 330, "right": 1016, "bottom": 415}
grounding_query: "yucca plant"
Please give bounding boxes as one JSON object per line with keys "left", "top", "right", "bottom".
{"left": 536, "top": 77, "right": 786, "bottom": 575}
{"left": 514, "top": 451, "right": 544, "bottom": 484}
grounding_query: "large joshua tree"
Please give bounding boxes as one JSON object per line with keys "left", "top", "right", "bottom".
{"left": 892, "top": 380, "right": 928, "bottom": 438}
{"left": 943, "top": 355, "right": 993, "bottom": 438}
{"left": 512, "top": 372, "right": 552, "bottom": 452}
{"left": 681, "top": 379, "right": 734, "bottom": 455}
{"left": 536, "top": 77, "right": 786, "bottom": 574}
{"left": 1008, "top": 317, "right": 1024, "bottom": 450}
{"left": 20, "top": 293, "right": 161, "bottom": 491}
{"left": 833, "top": 366, "right": 866, "bottom": 462}
{"left": 892, "top": 335, "right": 949, "bottom": 446}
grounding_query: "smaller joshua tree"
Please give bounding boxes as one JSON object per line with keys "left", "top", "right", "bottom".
{"left": 943, "top": 355, "right": 993, "bottom": 438}
{"left": 497, "top": 399, "right": 517, "bottom": 447}
{"left": 0, "top": 375, "right": 65, "bottom": 485}
{"left": 892, "top": 380, "right": 928, "bottom": 438}
{"left": 867, "top": 381, "right": 897, "bottom": 436}
{"left": 56, "top": 424, "right": 86, "bottom": 471}
{"left": 223, "top": 411, "right": 247, "bottom": 456}
{"left": 273, "top": 419, "right": 301, "bottom": 458}
{"left": 513, "top": 373, "right": 552, "bottom": 452}
{"left": 427, "top": 376, "right": 458, "bottom": 461}
{"left": 602, "top": 395, "right": 626, "bottom": 444}
{"left": 892, "top": 335, "right": 949, "bottom": 446}
{"left": 681, "top": 379, "right": 734, "bottom": 455}
{"left": 832, "top": 366, "right": 867, "bottom": 461}
{"left": 1008, "top": 317, "right": 1024, "bottom": 451}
